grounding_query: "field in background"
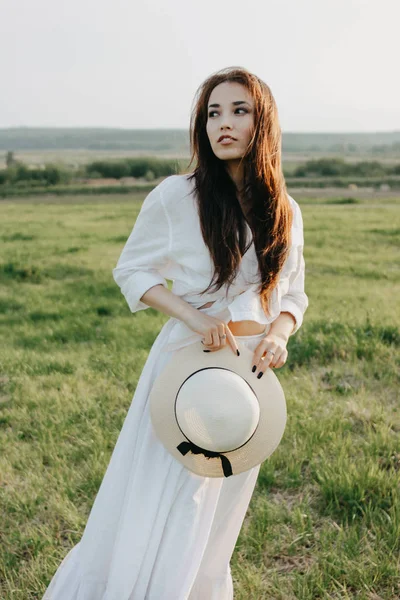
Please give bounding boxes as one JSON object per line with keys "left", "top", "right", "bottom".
{"left": 3, "top": 150, "right": 400, "bottom": 171}
{"left": 2, "top": 129, "right": 400, "bottom": 200}
{"left": 0, "top": 191, "right": 399, "bottom": 598}
{"left": 1, "top": 127, "right": 400, "bottom": 169}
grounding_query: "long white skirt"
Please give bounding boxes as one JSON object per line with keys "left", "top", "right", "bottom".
{"left": 42, "top": 319, "right": 268, "bottom": 600}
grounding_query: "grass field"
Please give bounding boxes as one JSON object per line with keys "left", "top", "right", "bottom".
{"left": 0, "top": 191, "right": 399, "bottom": 599}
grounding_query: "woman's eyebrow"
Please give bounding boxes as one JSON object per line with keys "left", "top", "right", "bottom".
{"left": 208, "top": 100, "right": 252, "bottom": 108}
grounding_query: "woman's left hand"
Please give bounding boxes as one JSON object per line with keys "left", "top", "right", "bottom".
{"left": 252, "top": 333, "right": 288, "bottom": 377}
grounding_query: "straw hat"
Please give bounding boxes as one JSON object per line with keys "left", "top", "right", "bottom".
{"left": 149, "top": 340, "right": 287, "bottom": 478}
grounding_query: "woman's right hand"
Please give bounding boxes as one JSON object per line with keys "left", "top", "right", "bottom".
{"left": 181, "top": 310, "right": 240, "bottom": 356}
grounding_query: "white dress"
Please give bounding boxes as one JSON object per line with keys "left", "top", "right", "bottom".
{"left": 42, "top": 174, "right": 308, "bottom": 600}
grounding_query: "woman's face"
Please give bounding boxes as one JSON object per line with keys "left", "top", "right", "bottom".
{"left": 206, "top": 81, "right": 254, "bottom": 163}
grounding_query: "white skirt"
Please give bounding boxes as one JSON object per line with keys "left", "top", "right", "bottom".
{"left": 42, "top": 319, "right": 268, "bottom": 600}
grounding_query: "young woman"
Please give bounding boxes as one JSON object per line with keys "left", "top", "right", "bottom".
{"left": 42, "top": 66, "right": 308, "bottom": 600}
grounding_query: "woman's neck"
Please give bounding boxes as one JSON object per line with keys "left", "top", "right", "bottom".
{"left": 225, "top": 159, "right": 245, "bottom": 192}
{"left": 226, "top": 159, "right": 251, "bottom": 220}
{"left": 225, "top": 160, "right": 252, "bottom": 218}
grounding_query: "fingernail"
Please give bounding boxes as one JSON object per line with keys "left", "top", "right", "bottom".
{"left": 203, "top": 350, "right": 211, "bottom": 353}
{"left": 257, "top": 372, "right": 264, "bottom": 379}
{"left": 237, "top": 349, "right": 240, "bottom": 356}
{"left": 252, "top": 365, "right": 257, "bottom": 373}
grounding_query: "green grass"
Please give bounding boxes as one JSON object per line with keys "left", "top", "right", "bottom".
{"left": 0, "top": 192, "right": 399, "bottom": 599}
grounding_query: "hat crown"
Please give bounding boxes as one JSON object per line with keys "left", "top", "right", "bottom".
{"left": 149, "top": 340, "right": 287, "bottom": 478}
{"left": 175, "top": 368, "right": 260, "bottom": 453}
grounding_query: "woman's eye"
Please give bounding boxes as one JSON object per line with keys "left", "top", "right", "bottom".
{"left": 208, "top": 108, "right": 248, "bottom": 118}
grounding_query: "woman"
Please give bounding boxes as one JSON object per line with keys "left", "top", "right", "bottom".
{"left": 42, "top": 66, "right": 308, "bottom": 600}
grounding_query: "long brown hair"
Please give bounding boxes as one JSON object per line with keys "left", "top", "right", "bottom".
{"left": 187, "top": 66, "right": 293, "bottom": 317}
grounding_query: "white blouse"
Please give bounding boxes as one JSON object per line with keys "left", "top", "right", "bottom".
{"left": 112, "top": 174, "right": 309, "bottom": 350}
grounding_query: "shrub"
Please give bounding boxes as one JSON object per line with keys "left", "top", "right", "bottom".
{"left": 84, "top": 157, "right": 178, "bottom": 180}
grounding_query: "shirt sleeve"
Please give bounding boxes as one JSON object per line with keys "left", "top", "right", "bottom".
{"left": 280, "top": 199, "right": 309, "bottom": 334}
{"left": 112, "top": 182, "right": 172, "bottom": 313}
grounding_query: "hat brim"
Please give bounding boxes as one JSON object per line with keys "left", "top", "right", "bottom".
{"left": 149, "top": 340, "right": 287, "bottom": 478}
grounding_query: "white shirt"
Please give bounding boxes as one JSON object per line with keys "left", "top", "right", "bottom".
{"left": 112, "top": 174, "right": 309, "bottom": 350}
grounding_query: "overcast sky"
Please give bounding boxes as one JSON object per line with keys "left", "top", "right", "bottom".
{"left": 0, "top": 0, "right": 399, "bottom": 132}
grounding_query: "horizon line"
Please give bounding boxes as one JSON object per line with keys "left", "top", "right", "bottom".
{"left": 0, "top": 126, "right": 399, "bottom": 135}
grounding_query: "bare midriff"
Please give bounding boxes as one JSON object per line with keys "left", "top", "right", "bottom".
{"left": 197, "top": 300, "right": 266, "bottom": 336}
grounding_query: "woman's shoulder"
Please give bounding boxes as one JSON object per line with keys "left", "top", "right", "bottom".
{"left": 147, "top": 174, "right": 197, "bottom": 229}
{"left": 287, "top": 193, "right": 304, "bottom": 245}
{"left": 287, "top": 193, "right": 304, "bottom": 229}
{"left": 154, "top": 173, "right": 196, "bottom": 204}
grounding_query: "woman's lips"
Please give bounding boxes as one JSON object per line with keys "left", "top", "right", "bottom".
{"left": 219, "top": 137, "right": 236, "bottom": 145}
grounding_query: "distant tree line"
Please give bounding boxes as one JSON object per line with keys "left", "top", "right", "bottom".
{"left": 2, "top": 127, "right": 400, "bottom": 157}
{"left": 292, "top": 158, "right": 400, "bottom": 177}
{"left": 85, "top": 157, "right": 179, "bottom": 180}
{"left": 0, "top": 154, "right": 180, "bottom": 186}
{"left": 0, "top": 151, "right": 72, "bottom": 186}
{"left": 1, "top": 153, "right": 400, "bottom": 189}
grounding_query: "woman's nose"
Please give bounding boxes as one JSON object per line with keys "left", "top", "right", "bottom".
{"left": 220, "top": 115, "right": 233, "bottom": 130}
{"left": 220, "top": 125, "right": 232, "bottom": 132}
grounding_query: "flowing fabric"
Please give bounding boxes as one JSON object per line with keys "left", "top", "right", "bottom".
{"left": 42, "top": 313, "right": 270, "bottom": 600}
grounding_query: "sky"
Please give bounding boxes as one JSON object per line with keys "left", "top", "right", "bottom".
{"left": 0, "top": 0, "right": 399, "bottom": 132}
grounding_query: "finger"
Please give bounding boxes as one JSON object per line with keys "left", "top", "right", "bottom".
{"left": 203, "top": 327, "right": 222, "bottom": 351}
{"left": 265, "top": 348, "right": 283, "bottom": 369}
{"left": 211, "top": 328, "right": 220, "bottom": 348}
{"left": 267, "top": 349, "right": 283, "bottom": 370}
{"left": 271, "top": 349, "right": 288, "bottom": 369}
{"left": 203, "top": 331, "right": 213, "bottom": 347}
{"left": 252, "top": 340, "right": 267, "bottom": 366}
{"left": 253, "top": 347, "right": 279, "bottom": 377}
{"left": 218, "top": 324, "right": 227, "bottom": 347}
{"left": 225, "top": 325, "right": 240, "bottom": 356}
{"left": 252, "top": 343, "right": 277, "bottom": 370}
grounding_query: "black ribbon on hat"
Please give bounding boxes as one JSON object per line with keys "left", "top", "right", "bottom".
{"left": 177, "top": 440, "right": 233, "bottom": 477}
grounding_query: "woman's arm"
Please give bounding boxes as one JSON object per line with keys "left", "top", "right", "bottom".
{"left": 140, "top": 283, "right": 240, "bottom": 356}
{"left": 112, "top": 181, "right": 175, "bottom": 314}
{"left": 139, "top": 283, "right": 200, "bottom": 322}
{"left": 279, "top": 247, "right": 309, "bottom": 335}
{"left": 268, "top": 311, "right": 296, "bottom": 343}
{"left": 112, "top": 181, "right": 235, "bottom": 345}
{"left": 272, "top": 198, "right": 309, "bottom": 339}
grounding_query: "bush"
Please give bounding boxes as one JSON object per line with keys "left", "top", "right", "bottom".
{"left": 85, "top": 160, "right": 131, "bottom": 179}
{"left": 85, "top": 157, "right": 178, "bottom": 180}
{"left": 293, "top": 158, "right": 397, "bottom": 178}
{"left": 294, "top": 158, "right": 348, "bottom": 177}
{"left": 0, "top": 162, "right": 72, "bottom": 186}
